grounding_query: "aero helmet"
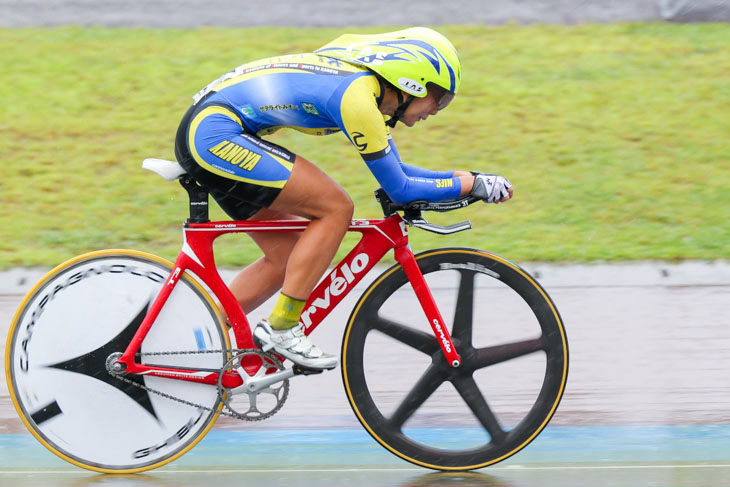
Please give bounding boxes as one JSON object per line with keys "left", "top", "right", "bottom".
{"left": 316, "top": 27, "right": 461, "bottom": 112}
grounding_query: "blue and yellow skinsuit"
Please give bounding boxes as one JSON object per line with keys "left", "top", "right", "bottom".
{"left": 175, "top": 53, "right": 462, "bottom": 219}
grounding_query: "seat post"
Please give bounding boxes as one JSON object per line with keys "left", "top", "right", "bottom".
{"left": 178, "top": 175, "right": 210, "bottom": 224}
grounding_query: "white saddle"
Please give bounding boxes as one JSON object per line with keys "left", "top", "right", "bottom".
{"left": 142, "top": 158, "right": 187, "bottom": 181}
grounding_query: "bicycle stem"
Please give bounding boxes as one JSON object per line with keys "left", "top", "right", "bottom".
{"left": 394, "top": 246, "right": 462, "bottom": 368}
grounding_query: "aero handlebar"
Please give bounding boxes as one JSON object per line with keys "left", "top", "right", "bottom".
{"left": 374, "top": 188, "right": 480, "bottom": 235}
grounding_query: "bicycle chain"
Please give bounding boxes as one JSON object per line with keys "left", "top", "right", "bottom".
{"left": 107, "top": 348, "right": 284, "bottom": 421}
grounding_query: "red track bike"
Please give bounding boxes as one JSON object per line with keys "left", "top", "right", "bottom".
{"left": 6, "top": 158, "right": 568, "bottom": 473}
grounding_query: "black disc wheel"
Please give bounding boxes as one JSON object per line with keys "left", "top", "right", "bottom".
{"left": 341, "top": 248, "right": 568, "bottom": 470}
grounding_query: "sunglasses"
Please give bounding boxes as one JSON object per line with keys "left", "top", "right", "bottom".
{"left": 436, "top": 90, "right": 455, "bottom": 110}
{"left": 427, "top": 84, "right": 455, "bottom": 110}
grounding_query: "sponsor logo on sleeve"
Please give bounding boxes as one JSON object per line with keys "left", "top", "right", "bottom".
{"left": 352, "top": 131, "right": 368, "bottom": 152}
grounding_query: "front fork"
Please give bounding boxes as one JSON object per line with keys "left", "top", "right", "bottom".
{"left": 394, "top": 246, "right": 462, "bottom": 368}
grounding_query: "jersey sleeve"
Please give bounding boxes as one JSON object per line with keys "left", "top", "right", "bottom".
{"left": 336, "top": 74, "right": 391, "bottom": 160}
{"left": 387, "top": 134, "right": 456, "bottom": 180}
{"left": 365, "top": 150, "right": 461, "bottom": 204}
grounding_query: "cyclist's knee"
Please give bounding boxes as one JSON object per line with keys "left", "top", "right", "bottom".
{"left": 333, "top": 192, "right": 355, "bottom": 221}
{"left": 322, "top": 191, "right": 354, "bottom": 231}
{"left": 299, "top": 181, "right": 353, "bottom": 224}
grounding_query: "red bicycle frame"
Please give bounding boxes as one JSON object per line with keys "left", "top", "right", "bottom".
{"left": 116, "top": 214, "right": 461, "bottom": 388}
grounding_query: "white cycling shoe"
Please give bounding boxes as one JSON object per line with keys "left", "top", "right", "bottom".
{"left": 253, "top": 319, "right": 338, "bottom": 370}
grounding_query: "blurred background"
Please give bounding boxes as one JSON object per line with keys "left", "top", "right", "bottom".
{"left": 3, "top": 0, "right": 730, "bottom": 26}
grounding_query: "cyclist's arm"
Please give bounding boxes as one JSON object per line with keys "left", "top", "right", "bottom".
{"left": 363, "top": 150, "right": 462, "bottom": 204}
{"left": 336, "top": 76, "right": 463, "bottom": 205}
{"left": 386, "top": 134, "right": 456, "bottom": 180}
{"left": 387, "top": 133, "right": 477, "bottom": 198}
{"left": 390, "top": 138, "right": 512, "bottom": 204}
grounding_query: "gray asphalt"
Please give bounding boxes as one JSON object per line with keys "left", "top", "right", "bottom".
{"left": 2, "top": 0, "right": 729, "bottom": 27}
{"left": 3, "top": 262, "right": 730, "bottom": 432}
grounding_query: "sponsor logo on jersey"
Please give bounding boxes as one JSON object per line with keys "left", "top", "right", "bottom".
{"left": 208, "top": 140, "right": 262, "bottom": 171}
{"left": 259, "top": 104, "right": 300, "bottom": 112}
{"left": 241, "top": 105, "right": 255, "bottom": 118}
{"left": 313, "top": 128, "right": 340, "bottom": 136}
{"left": 436, "top": 179, "right": 453, "bottom": 188}
{"left": 319, "top": 55, "right": 343, "bottom": 67}
{"left": 301, "top": 102, "right": 319, "bottom": 115}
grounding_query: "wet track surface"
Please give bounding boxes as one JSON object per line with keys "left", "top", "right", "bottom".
{"left": 2, "top": 263, "right": 729, "bottom": 486}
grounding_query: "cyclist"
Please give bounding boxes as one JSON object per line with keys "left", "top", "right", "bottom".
{"left": 174, "top": 27, "right": 513, "bottom": 370}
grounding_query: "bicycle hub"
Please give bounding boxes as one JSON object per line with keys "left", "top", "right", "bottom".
{"left": 105, "top": 352, "right": 126, "bottom": 373}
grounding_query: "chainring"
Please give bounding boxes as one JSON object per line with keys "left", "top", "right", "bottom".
{"left": 218, "top": 349, "right": 290, "bottom": 421}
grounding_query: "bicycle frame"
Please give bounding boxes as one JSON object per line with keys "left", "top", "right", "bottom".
{"left": 116, "top": 214, "right": 461, "bottom": 388}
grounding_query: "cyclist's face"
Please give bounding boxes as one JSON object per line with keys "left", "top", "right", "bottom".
{"left": 400, "top": 93, "right": 440, "bottom": 127}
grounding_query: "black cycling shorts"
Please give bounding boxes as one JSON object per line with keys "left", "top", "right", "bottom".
{"left": 174, "top": 99, "right": 297, "bottom": 220}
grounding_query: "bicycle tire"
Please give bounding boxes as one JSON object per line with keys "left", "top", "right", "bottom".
{"left": 341, "top": 248, "right": 568, "bottom": 470}
{"left": 5, "top": 249, "right": 229, "bottom": 473}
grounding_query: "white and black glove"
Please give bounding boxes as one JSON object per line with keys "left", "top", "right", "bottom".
{"left": 470, "top": 173, "right": 513, "bottom": 203}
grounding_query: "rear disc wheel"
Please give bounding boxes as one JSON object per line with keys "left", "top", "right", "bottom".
{"left": 6, "top": 250, "right": 229, "bottom": 473}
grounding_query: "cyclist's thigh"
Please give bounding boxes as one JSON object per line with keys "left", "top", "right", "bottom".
{"left": 177, "top": 102, "right": 296, "bottom": 220}
{"left": 268, "top": 156, "right": 353, "bottom": 220}
{"left": 247, "top": 208, "right": 302, "bottom": 262}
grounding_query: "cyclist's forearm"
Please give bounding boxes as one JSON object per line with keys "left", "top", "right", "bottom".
{"left": 399, "top": 162, "right": 455, "bottom": 180}
{"left": 365, "top": 156, "right": 461, "bottom": 204}
{"left": 377, "top": 137, "right": 476, "bottom": 202}
{"left": 389, "top": 135, "right": 453, "bottom": 180}
{"left": 400, "top": 166, "right": 474, "bottom": 197}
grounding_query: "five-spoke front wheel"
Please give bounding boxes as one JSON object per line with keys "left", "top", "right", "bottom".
{"left": 341, "top": 248, "right": 568, "bottom": 470}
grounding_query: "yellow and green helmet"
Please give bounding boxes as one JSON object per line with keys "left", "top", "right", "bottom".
{"left": 315, "top": 27, "right": 461, "bottom": 107}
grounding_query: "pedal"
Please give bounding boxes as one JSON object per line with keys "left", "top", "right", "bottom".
{"left": 292, "top": 365, "right": 324, "bottom": 376}
{"left": 253, "top": 335, "right": 276, "bottom": 353}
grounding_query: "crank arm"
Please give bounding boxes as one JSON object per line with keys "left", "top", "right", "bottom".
{"left": 231, "top": 367, "right": 296, "bottom": 394}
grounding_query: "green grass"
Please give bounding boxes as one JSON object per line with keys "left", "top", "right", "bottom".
{"left": 1, "top": 24, "right": 728, "bottom": 268}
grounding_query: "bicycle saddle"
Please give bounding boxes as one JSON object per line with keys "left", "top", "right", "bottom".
{"left": 142, "top": 158, "right": 187, "bottom": 181}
